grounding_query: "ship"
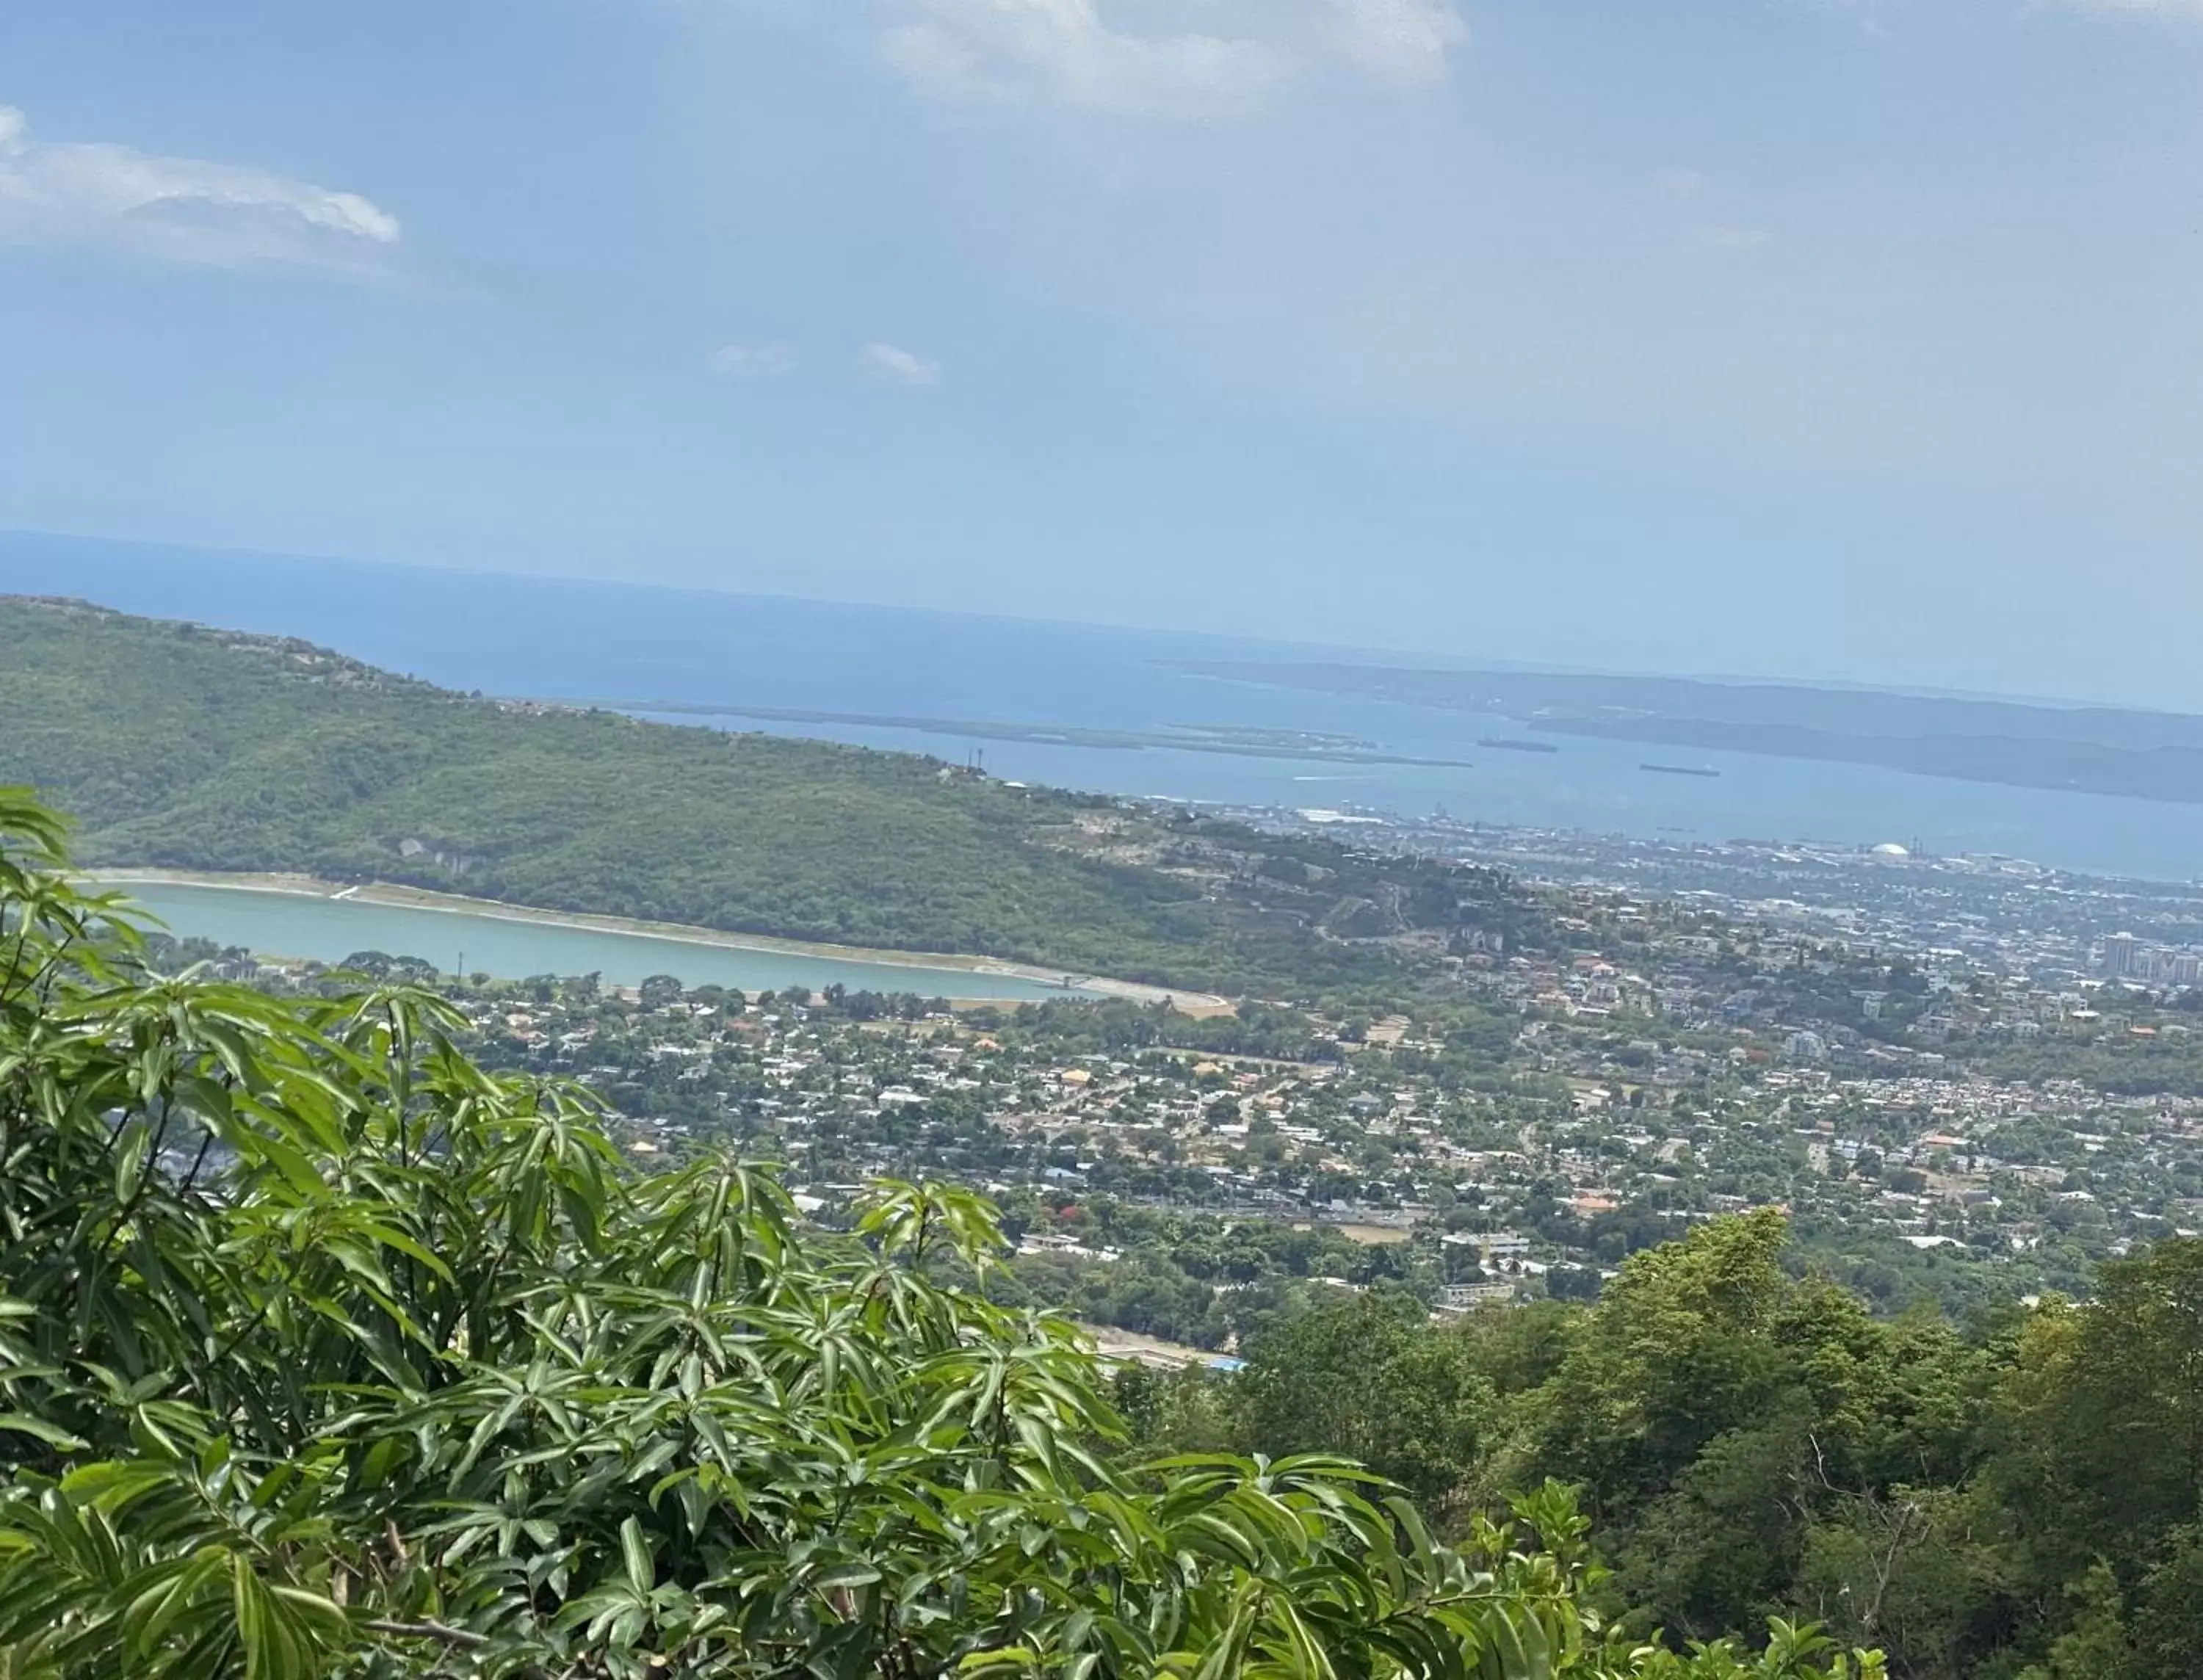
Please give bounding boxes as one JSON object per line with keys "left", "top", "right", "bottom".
{"left": 1477, "top": 736, "right": 1560, "bottom": 754}
{"left": 1641, "top": 762, "right": 1721, "bottom": 778}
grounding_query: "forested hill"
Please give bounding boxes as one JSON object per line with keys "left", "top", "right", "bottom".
{"left": 0, "top": 596, "right": 1526, "bottom": 993}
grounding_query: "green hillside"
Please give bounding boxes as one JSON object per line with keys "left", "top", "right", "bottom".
{"left": 0, "top": 596, "right": 1508, "bottom": 993}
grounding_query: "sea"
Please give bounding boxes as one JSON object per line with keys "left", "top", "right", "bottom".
{"left": 9, "top": 531, "right": 2203, "bottom": 885}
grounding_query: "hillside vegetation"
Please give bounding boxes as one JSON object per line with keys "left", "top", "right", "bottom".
{"left": 0, "top": 790, "right": 1877, "bottom": 1679}
{"left": 0, "top": 598, "right": 1522, "bottom": 994}
{"left": 13, "top": 787, "right": 2202, "bottom": 1676}
{"left": 1120, "top": 1214, "right": 2203, "bottom": 1680}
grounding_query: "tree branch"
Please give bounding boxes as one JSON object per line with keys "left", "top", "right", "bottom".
{"left": 362, "top": 1617, "right": 491, "bottom": 1649}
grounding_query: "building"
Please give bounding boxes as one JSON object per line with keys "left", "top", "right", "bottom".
{"left": 2102, "top": 932, "right": 2141, "bottom": 979}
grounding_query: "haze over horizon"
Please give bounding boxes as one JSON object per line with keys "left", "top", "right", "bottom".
{"left": 7, "top": 2, "right": 2203, "bottom": 705}
{"left": 0, "top": 528, "right": 2165, "bottom": 719}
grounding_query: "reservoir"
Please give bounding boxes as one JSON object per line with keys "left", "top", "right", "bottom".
{"left": 116, "top": 881, "right": 1096, "bottom": 1002}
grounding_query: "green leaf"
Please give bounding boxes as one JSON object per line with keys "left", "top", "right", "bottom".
{"left": 620, "top": 1514, "right": 654, "bottom": 1596}
{"left": 0, "top": 1413, "right": 88, "bottom": 1450}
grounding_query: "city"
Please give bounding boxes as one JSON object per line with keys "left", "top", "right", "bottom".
{"left": 151, "top": 792, "right": 2203, "bottom": 1359}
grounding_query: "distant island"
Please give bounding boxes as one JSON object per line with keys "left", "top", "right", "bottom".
{"left": 596, "top": 700, "right": 1476, "bottom": 770}
{"left": 1173, "top": 658, "right": 2203, "bottom": 808}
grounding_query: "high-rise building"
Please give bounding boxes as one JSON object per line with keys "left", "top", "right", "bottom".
{"left": 2102, "top": 931, "right": 2141, "bottom": 978}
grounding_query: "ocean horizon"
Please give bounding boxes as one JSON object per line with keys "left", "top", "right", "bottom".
{"left": 10, "top": 529, "right": 2203, "bottom": 884}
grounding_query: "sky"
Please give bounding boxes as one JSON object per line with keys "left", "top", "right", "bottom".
{"left": 4, "top": 0, "right": 2203, "bottom": 706}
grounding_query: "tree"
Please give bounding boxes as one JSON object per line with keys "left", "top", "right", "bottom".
{"left": 1237, "top": 1292, "right": 1498, "bottom": 1512}
{"left": 1987, "top": 1239, "right": 2203, "bottom": 1677}
{"left": 638, "top": 971, "right": 687, "bottom": 1008}
{"left": 1510, "top": 1212, "right": 1994, "bottom": 1656}
{"left": 1524, "top": 1210, "right": 1795, "bottom": 1520}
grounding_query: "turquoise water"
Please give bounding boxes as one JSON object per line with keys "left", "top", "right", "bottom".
{"left": 120, "top": 883, "right": 1092, "bottom": 1001}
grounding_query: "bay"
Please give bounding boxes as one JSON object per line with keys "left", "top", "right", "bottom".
{"left": 12, "top": 534, "right": 2203, "bottom": 882}
{"left": 691, "top": 702, "right": 2203, "bottom": 883}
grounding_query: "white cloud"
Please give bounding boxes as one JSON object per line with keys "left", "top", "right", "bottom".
{"left": 1655, "top": 167, "right": 1710, "bottom": 200}
{"left": 1694, "top": 225, "right": 1770, "bottom": 252}
{"left": 1317, "top": 0, "right": 1467, "bottom": 86}
{"left": 880, "top": 0, "right": 1465, "bottom": 120}
{"left": 1778, "top": 0, "right": 1896, "bottom": 40}
{"left": 0, "top": 103, "right": 399, "bottom": 275}
{"left": 711, "top": 341, "right": 797, "bottom": 376}
{"left": 859, "top": 341, "right": 943, "bottom": 385}
{"left": 2061, "top": 0, "right": 2203, "bottom": 14}
{"left": 883, "top": 0, "right": 1283, "bottom": 119}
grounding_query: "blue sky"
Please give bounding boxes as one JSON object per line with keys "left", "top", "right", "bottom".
{"left": 4, "top": 0, "right": 2203, "bottom": 704}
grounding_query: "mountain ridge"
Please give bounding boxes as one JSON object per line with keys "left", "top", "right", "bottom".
{"left": 0, "top": 596, "right": 1520, "bottom": 994}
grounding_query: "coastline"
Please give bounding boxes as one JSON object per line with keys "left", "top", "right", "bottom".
{"left": 80, "top": 867, "right": 1231, "bottom": 1013}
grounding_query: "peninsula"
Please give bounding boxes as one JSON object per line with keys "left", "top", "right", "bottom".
{"left": 0, "top": 596, "right": 1519, "bottom": 996}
